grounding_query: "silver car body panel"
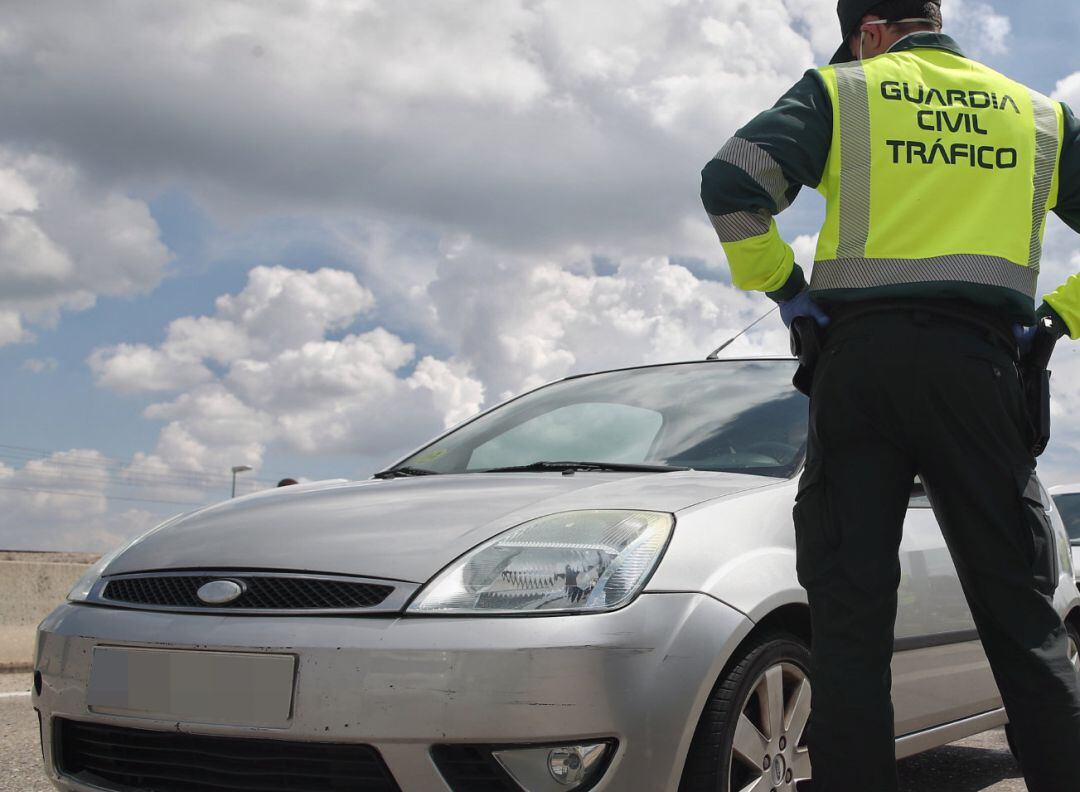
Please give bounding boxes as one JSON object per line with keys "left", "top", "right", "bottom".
{"left": 106, "top": 471, "right": 775, "bottom": 581}
{"left": 36, "top": 470, "right": 1080, "bottom": 791}
{"left": 32, "top": 359, "right": 1080, "bottom": 792}
{"left": 36, "top": 592, "right": 752, "bottom": 792}
{"left": 1050, "top": 484, "right": 1080, "bottom": 583}
{"left": 650, "top": 472, "right": 1080, "bottom": 742}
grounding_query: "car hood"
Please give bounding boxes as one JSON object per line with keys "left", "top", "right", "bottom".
{"left": 107, "top": 471, "right": 778, "bottom": 583}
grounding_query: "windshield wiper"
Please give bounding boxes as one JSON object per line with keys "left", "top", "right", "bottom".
{"left": 480, "top": 461, "right": 689, "bottom": 474}
{"left": 372, "top": 466, "right": 439, "bottom": 480}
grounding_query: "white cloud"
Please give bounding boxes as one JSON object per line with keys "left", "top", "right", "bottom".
{"left": 0, "top": 149, "right": 169, "bottom": 347}
{"left": 0, "top": 0, "right": 839, "bottom": 256}
{"left": 784, "top": 0, "right": 845, "bottom": 59}
{"left": 214, "top": 266, "right": 376, "bottom": 356}
{"left": 1035, "top": 219, "right": 1080, "bottom": 486}
{"left": 428, "top": 249, "right": 776, "bottom": 398}
{"left": 89, "top": 343, "right": 214, "bottom": 393}
{"left": 87, "top": 250, "right": 781, "bottom": 486}
{"left": 20, "top": 357, "right": 57, "bottom": 374}
{"left": 1053, "top": 72, "right": 1080, "bottom": 106}
{"left": 0, "top": 0, "right": 1015, "bottom": 282}
{"left": 90, "top": 266, "right": 486, "bottom": 476}
{"left": 942, "top": 1, "right": 1012, "bottom": 57}
{"left": 1044, "top": 343, "right": 1080, "bottom": 487}
{"left": 8, "top": 0, "right": 1036, "bottom": 551}
{"left": 0, "top": 450, "right": 163, "bottom": 552}
{"left": 89, "top": 266, "right": 375, "bottom": 393}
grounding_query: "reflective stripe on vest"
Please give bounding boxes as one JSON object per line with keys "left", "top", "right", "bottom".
{"left": 835, "top": 63, "right": 872, "bottom": 259}
{"left": 714, "top": 136, "right": 792, "bottom": 212}
{"left": 812, "top": 50, "right": 1063, "bottom": 301}
{"left": 813, "top": 254, "right": 1038, "bottom": 295}
{"left": 1029, "top": 91, "right": 1058, "bottom": 269}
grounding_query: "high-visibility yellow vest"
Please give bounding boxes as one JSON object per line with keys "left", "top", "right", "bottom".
{"left": 812, "top": 48, "right": 1063, "bottom": 314}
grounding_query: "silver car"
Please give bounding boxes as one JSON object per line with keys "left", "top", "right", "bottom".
{"left": 1051, "top": 484, "right": 1080, "bottom": 585}
{"left": 33, "top": 358, "right": 1080, "bottom": 792}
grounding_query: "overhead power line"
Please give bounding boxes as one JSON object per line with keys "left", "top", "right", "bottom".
{"left": 0, "top": 483, "right": 204, "bottom": 507}
{"left": 0, "top": 443, "right": 282, "bottom": 489}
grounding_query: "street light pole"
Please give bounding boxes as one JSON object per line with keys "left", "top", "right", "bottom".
{"left": 231, "top": 465, "right": 253, "bottom": 498}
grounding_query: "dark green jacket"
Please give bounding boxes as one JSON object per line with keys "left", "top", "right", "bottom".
{"left": 701, "top": 32, "right": 1080, "bottom": 338}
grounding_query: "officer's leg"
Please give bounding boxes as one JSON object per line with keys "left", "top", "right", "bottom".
{"left": 916, "top": 325, "right": 1080, "bottom": 792}
{"left": 796, "top": 331, "right": 916, "bottom": 792}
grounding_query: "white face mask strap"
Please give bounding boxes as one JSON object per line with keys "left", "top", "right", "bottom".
{"left": 858, "top": 18, "right": 937, "bottom": 60}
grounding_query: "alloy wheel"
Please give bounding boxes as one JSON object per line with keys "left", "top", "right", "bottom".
{"left": 729, "top": 662, "right": 812, "bottom": 792}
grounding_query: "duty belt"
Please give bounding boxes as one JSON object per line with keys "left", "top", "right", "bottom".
{"left": 825, "top": 298, "right": 1018, "bottom": 356}
{"left": 794, "top": 298, "right": 1056, "bottom": 457}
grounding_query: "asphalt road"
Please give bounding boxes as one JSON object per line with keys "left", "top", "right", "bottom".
{"left": 0, "top": 672, "right": 1026, "bottom": 791}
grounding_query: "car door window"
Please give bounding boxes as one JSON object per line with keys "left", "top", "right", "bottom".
{"left": 467, "top": 402, "right": 663, "bottom": 471}
{"left": 1055, "top": 494, "right": 1080, "bottom": 543}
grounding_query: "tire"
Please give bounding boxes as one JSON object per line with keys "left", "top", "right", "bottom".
{"left": 1004, "top": 620, "right": 1080, "bottom": 765}
{"left": 679, "top": 631, "right": 813, "bottom": 792}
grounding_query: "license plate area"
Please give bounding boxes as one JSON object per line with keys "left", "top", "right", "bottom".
{"left": 87, "top": 646, "right": 296, "bottom": 727}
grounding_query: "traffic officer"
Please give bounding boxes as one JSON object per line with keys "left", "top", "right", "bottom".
{"left": 701, "top": 1, "right": 1080, "bottom": 790}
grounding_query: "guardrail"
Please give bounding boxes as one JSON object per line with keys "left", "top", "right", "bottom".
{"left": 0, "top": 551, "right": 98, "bottom": 672}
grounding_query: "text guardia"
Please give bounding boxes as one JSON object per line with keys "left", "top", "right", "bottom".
{"left": 879, "top": 81, "right": 1022, "bottom": 170}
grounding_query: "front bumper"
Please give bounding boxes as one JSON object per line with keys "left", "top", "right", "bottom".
{"left": 34, "top": 592, "right": 751, "bottom": 792}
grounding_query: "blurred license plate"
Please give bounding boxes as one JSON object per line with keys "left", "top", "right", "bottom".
{"left": 87, "top": 647, "right": 296, "bottom": 727}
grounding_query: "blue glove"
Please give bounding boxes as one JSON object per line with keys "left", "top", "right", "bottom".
{"left": 779, "top": 289, "right": 830, "bottom": 329}
{"left": 1013, "top": 322, "right": 1038, "bottom": 356}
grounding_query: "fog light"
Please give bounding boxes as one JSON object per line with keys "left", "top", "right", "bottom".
{"left": 492, "top": 741, "right": 613, "bottom": 790}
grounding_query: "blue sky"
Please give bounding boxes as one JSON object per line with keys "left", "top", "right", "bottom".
{"left": 1, "top": 0, "right": 1078, "bottom": 551}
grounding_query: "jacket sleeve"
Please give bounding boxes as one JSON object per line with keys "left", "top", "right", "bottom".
{"left": 1044, "top": 102, "right": 1080, "bottom": 339}
{"left": 700, "top": 70, "right": 832, "bottom": 302}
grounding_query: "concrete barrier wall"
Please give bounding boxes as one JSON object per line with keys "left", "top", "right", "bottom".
{"left": 0, "top": 552, "right": 98, "bottom": 671}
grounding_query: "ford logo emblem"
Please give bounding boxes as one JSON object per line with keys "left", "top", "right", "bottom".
{"left": 197, "top": 579, "right": 245, "bottom": 605}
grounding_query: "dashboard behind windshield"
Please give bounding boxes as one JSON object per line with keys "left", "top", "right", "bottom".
{"left": 396, "top": 360, "right": 808, "bottom": 478}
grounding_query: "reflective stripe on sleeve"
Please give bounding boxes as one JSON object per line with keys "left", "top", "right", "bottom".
{"left": 714, "top": 137, "right": 792, "bottom": 212}
{"left": 834, "top": 62, "right": 873, "bottom": 259}
{"left": 1028, "top": 91, "right": 1059, "bottom": 269}
{"left": 810, "top": 255, "right": 1038, "bottom": 298}
{"left": 708, "top": 210, "right": 772, "bottom": 243}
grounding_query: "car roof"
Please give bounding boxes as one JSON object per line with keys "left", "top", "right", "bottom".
{"left": 559, "top": 356, "right": 798, "bottom": 382}
{"left": 1050, "top": 484, "right": 1080, "bottom": 496}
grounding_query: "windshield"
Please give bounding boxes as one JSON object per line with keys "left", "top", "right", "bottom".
{"left": 1055, "top": 493, "right": 1080, "bottom": 543}
{"left": 394, "top": 360, "right": 808, "bottom": 478}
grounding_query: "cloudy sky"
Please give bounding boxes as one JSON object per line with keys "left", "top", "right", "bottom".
{"left": 1, "top": 0, "right": 1078, "bottom": 551}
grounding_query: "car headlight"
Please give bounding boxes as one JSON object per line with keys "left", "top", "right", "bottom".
{"left": 67, "top": 512, "right": 188, "bottom": 602}
{"left": 67, "top": 543, "right": 129, "bottom": 602}
{"left": 407, "top": 509, "right": 674, "bottom": 615}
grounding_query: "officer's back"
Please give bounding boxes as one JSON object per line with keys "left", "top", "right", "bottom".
{"left": 700, "top": 2, "right": 1080, "bottom": 791}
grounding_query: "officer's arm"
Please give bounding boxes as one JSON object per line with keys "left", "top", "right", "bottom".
{"left": 700, "top": 70, "right": 832, "bottom": 302}
{"left": 1043, "top": 103, "right": 1080, "bottom": 340}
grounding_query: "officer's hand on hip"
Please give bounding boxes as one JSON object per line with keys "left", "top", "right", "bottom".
{"left": 780, "top": 288, "right": 830, "bottom": 329}
{"left": 1013, "top": 322, "right": 1039, "bottom": 356}
{"left": 1015, "top": 311, "right": 1067, "bottom": 359}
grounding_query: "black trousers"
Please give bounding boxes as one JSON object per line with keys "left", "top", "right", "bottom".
{"left": 794, "top": 308, "right": 1080, "bottom": 792}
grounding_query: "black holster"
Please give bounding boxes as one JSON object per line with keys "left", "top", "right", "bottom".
{"left": 790, "top": 317, "right": 822, "bottom": 397}
{"left": 1020, "top": 324, "right": 1058, "bottom": 457}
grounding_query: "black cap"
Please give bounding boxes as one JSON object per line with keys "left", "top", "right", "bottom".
{"left": 830, "top": 0, "right": 942, "bottom": 64}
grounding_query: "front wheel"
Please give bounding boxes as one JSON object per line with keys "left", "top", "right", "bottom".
{"left": 680, "top": 631, "right": 813, "bottom": 792}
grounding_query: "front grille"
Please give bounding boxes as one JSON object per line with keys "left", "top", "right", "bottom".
{"left": 430, "top": 745, "right": 520, "bottom": 791}
{"left": 101, "top": 573, "right": 395, "bottom": 612}
{"left": 57, "top": 719, "right": 401, "bottom": 792}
